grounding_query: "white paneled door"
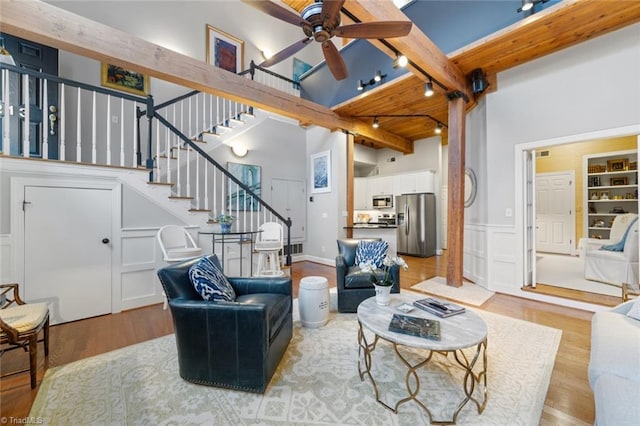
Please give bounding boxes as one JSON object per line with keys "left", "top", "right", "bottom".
{"left": 536, "top": 172, "right": 575, "bottom": 255}
{"left": 23, "top": 186, "right": 112, "bottom": 324}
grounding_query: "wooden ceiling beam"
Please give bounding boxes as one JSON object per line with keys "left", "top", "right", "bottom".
{"left": 0, "top": 0, "right": 413, "bottom": 153}
{"left": 342, "top": 0, "right": 472, "bottom": 100}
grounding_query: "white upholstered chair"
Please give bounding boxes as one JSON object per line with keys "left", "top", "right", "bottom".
{"left": 584, "top": 219, "right": 639, "bottom": 297}
{"left": 156, "top": 225, "right": 203, "bottom": 308}
{"left": 254, "top": 222, "right": 284, "bottom": 277}
{"left": 579, "top": 213, "right": 637, "bottom": 257}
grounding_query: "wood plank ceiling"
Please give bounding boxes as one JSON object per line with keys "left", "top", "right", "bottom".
{"left": 283, "top": 0, "right": 640, "bottom": 150}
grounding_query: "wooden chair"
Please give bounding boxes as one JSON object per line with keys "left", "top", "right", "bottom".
{"left": 0, "top": 283, "right": 50, "bottom": 389}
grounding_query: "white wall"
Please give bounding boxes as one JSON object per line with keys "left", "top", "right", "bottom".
{"left": 464, "top": 22, "right": 640, "bottom": 307}
{"left": 305, "top": 128, "right": 347, "bottom": 264}
{"left": 484, "top": 23, "right": 640, "bottom": 227}
{"left": 49, "top": 0, "right": 324, "bottom": 103}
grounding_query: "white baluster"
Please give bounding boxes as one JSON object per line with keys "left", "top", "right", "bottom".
{"left": 188, "top": 97, "right": 192, "bottom": 139}
{"left": 209, "top": 94, "right": 213, "bottom": 133}
{"left": 213, "top": 167, "right": 217, "bottom": 216}
{"left": 2, "top": 69, "right": 10, "bottom": 155}
{"left": 175, "top": 118, "right": 183, "bottom": 196}
{"left": 216, "top": 96, "right": 220, "bottom": 129}
{"left": 202, "top": 93, "right": 206, "bottom": 135}
{"left": 186, "top": 144, "right": 191, "bottom": 198}
{"left": 22, "top": 74, "right": 29, "bottom": 158}
{"left": 91, "top": 91, "right": 96, "bottom": 163}
{"left": 106, "top": 94, "right": 111, "bottom": 165}
{"left": 194, "top": 94, "right": 198, "bottom": 138}
{"left": 204, "top": 160, "right": 209, "bottom": 212}
{"left": 76, "top": 87, "right": 81, "bottom": 162}
{"left": 132, "top": 101, "right": 137, "bottom": 167}
{"left": 154, "top": 106, "right": 160, "bottom": 182}
{"left": 166, "top": 105, "right": 176, "bottom": 183}
{"left": 120, "top": 98, "right": 125, "bottom": 167}
{"left": 42, "top": 79, "right": 48, "bottom": 159}
{"left": 59, "top": 83, "right": 65, "bottom": 160}
{"left": 196, "top": 155, "right": 200, "bottom": 209}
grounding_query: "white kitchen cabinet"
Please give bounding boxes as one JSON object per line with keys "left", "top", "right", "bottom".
{"left": 393, "top": 171, "right": 435, "bottom": 194}
{"left": 368, "top": 175, "right": 394, "bottom": 197}
{"left": 354, "top": 177, "right": 369, "bottom": 209}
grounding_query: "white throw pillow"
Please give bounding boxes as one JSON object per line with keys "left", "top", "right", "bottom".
{"left": 627, "top": 298, "right": 640, "bottom": 321}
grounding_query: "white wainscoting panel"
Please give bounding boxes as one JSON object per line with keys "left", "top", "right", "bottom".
{"left": 463, "top": 224, "right": 487, "bottom": 287}
{"left": 0, "top": 234, "right": 13, "bottom": 282}
{"left": 120, "top": 229, "right": 163, "bottom": 310}
{"left": 487, "top": 226, "right": 518, "bottom": 292}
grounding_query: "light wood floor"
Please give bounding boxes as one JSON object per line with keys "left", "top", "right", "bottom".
{"left": 1, "top": 253, "right": 596, "bottom": 424}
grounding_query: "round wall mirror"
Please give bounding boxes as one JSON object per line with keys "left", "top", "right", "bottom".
{"left": 464, "top": 168, "right": 477, "bottom": 208}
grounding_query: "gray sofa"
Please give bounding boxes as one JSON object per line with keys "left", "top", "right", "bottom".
{"left": 588, "top": 300, "right": 640, "bottom": 425}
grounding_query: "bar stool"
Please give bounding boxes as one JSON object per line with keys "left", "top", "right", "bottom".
{"left": 254, "top": 222, "right": 284, "bottom": 276}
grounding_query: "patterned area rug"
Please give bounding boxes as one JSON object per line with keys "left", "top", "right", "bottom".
{"left": 411, "top": 276, "right": 495, "bottom": 306}
{"left": 30, "top": 309, "right": 560, "bottom": 425}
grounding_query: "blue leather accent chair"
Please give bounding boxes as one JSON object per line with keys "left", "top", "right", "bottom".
{"left": 335, "top": 239, "right": 400, "bottom": 313}
{"left": 157, "top": 254, "right": 292, "bottom": 393}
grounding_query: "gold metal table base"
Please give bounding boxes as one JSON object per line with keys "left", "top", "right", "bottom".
{"left": 357, "top": 321, "right": 488, "bottom": 425}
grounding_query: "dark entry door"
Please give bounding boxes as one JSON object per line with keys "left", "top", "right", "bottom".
{"left": 0, "top": 33, "right": 59, "bottom": 159}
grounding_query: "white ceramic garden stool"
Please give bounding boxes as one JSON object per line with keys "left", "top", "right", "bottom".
{"left": 298, "top": 276, "right": 330, "bottom": 328}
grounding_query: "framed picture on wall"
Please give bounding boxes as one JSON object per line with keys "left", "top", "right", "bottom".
{"left": 310, "top": 150, "right": 331, "bottom": 194}
{"left": 100, "top": 63, "right": 149, "bottom": 96}
{"left": 227, "top": 162, "right": 260, "bottom": 211}
{"left": 206, "top": 25, "right": 244, "bottom": 73}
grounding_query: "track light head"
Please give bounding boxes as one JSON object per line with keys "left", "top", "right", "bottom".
{"left": 372, "top": 117, "right": 379, "bottom": 128}
{"left": 392, "top": 54, "right": 408, "bottom": 69}
{"left": 357, "top": 80, "right": 364, "bottom": 91}
{"left": 424, "top": 80, "right": 434, "bottom": 97}
{"left": 435, "top": 122, "right": 443, "bottom": 134}
{"left": 374, "top": 70, "right": 382, "bottom": 82}
{"left": 521, "top": 0, "right": 533, "bottom": 11}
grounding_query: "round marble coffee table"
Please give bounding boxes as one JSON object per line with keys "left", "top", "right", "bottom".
{"left": 357, "top": 293, "right": 488, "bottom": 424}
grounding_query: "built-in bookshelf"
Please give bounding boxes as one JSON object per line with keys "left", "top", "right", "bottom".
{"left": 584, "top": 150, "right": 638, "bottom": 239}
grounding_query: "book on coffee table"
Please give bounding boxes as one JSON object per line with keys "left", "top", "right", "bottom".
{"left": 413, "top": 297, "right": 466, "bottom": 318}
{"left": 388, "top": 313, "right": 441, "bottom": 340}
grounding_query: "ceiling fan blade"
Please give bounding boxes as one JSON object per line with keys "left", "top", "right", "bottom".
{"left": 333, "top": 21, "right": 412, "bottom": 39}
{"left": 322, "top": 40, "right": 348, "bottom": 81}
{"left": 259, "top": 38, "right": 312, "bottom": 68}
{"left": 241, "top": 0, "right": 308, "bottom": 28}
{"left": 321, "top": 0, "right": 345, "bottom": 27}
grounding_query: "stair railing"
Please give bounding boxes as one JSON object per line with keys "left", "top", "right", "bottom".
{"left": 239, "top": 60, "right": 301, "bottom": 97}
{"left": 152, "top": 111, "right": 293, "bottom": 266}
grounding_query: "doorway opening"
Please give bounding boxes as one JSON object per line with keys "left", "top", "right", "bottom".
{"left": 520, "top": 131, "right": 639, "bottom": 306}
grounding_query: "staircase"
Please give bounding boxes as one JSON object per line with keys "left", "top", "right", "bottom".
{"left": 0, "top": 61, "right": 298, "bottom": 266}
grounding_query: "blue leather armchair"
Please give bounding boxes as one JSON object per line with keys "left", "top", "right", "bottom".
{"left": 157, "top": 254, "right": 292, "bottom": 393}
{"left": 336, "top": 239, "right": 400, "bottom": 313}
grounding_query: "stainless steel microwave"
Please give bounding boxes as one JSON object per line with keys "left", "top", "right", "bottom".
{"left": 372, "top": 195, "right": 393, "bottom": 209}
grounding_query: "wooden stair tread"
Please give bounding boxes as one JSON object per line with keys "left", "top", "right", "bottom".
{"left": 147, "top": 181, "right": 173, "bottom": 186}
{"left": 169, "top": 195, "right": 193, "bottom": 200}
{"left": 188, "top": 208, "right": 211, "bottom": 212}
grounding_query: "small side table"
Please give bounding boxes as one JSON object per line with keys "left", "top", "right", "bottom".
{"left": 299, "top": 276, "right": 330, "bottom": 328}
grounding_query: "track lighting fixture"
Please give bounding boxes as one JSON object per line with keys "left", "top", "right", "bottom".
{"left": 356, "top": 71, "right": 386, "bottom": 92}
{"left": 356, "top": 114, "right": 447, "bottom": 134}
{"left": 424, "top": 79, "right": 434, "bottom": 97}
{"left": 392, "top": 53, "right": 408, "bottom": 69}
{"left": 517, "top": 0, "right": 549, "bottom": 13}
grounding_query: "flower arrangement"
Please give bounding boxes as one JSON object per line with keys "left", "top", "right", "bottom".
{"left": 359, "top": 256, "right": 408, "bottom": 287}
{"left": 215, "top": 213, "right": 235, "bottom": 224}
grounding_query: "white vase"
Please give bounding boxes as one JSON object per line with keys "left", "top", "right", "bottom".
{"left": 374, "top": 284, "right": 392, "bottom": 305}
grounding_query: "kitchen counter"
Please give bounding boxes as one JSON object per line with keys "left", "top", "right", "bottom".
{"left": 345, "top": 224, "right": 397, "bottom": 229}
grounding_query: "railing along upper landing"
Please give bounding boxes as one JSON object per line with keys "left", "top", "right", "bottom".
{"left": 0, "top": 62, "right": 145, "bottom": 167}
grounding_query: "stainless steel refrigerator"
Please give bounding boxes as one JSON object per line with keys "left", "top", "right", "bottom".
{"left": 396, "top": 193, "right": 436, "bottom": 257}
